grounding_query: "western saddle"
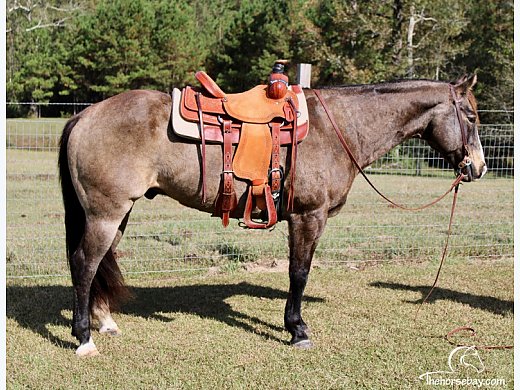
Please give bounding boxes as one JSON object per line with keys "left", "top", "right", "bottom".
{"left": 171, "top": 61, "right": 309, "bottom": 229}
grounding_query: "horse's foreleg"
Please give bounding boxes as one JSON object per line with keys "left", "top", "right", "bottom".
{"left": 285, "top": 209, "right": 327, "bottom": 348}
{"left": 71, "top": 214, "right": 128, "bottom": 357}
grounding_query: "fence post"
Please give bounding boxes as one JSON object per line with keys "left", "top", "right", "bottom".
{"left": 296, "top": 63, "right": 312, "bottom": 88}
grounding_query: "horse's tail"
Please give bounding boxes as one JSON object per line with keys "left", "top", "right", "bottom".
{"left": 58, "top": 115, "right": 130, "bottom": 311}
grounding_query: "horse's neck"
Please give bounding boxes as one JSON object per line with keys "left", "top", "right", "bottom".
{"left": 323, "top": 82, "right": 446, "bottom": 169}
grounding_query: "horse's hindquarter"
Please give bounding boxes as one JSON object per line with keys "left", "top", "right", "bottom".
{"left": 68, "top": 90, "right": 175, "bottom": 213}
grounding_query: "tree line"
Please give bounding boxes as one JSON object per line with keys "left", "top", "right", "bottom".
{"left": 7, "top": 0, "right": 513, "bottom": 118}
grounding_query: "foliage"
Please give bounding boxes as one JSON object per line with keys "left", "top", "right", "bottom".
{"left": 6, "top": 0, "right": 80, "bottom": 106}
{"left": 64, "top": 0, "right": 206, "bottom": 101}
{"left": 458, "top": 1, "right": 514, "bottom": 114}
{"left": 206, "top": 0, "right": 308, "bottom": 91}
{"left": 6, "top": 0, "right": 513, "bottom": 111}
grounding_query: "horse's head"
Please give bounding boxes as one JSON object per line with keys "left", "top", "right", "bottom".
{"left": 425, "top": 74, "right": 487, "bottom": 182}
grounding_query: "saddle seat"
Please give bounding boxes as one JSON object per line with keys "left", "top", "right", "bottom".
{"left": 171, "top": 64, "right": 309, "bottom": 229}
{"left": 195, "top": 71, "right": 295, "bottom": 124}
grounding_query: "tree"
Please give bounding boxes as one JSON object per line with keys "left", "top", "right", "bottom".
{"left": 6, "top": 0, "right": 82, "bottom": 114}
{"left": 65, "top": 0, "right": 159, "bottom": 101}
{"left": 207, "top": 0, "right": 308, "bottom": 91}
{"left": 150, "top": 0, "right": 210, "bottom": 91}
{"left": 6, "top": 0, "right": 513, "bottom": 114}
{"left": 305, "top": 0, "right": 470, "bottom": 85}
{"left": 64, "top": 0, "right": 210, "bottom": 101}
{"left": 457, "top": 0, "right": 513, "bottom": 113}
{"left": 403, "top": 0, "right": 469, "bottom": 80}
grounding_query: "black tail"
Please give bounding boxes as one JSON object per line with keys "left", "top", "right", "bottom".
{"left": 58, "top": 116, "right": 130, "bottom": 311}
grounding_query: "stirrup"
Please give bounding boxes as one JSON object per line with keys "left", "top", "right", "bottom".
{"left": 243, "top": 185, "right": 277, "bottom": 229}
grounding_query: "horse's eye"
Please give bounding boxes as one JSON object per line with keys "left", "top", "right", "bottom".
{"left": 466, "top": 113, "right": 477, "bottom": 124}
{"left": 464, "top": 110, "right": 477, "bottom": 123}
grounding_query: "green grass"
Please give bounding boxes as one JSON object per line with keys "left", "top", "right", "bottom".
{"left": 6, "top": 261, "right": 513, "bottom": 389}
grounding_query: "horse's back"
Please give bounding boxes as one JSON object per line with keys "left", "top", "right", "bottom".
{"left": 83, "top": 89, "right": 171, "bottom": 132}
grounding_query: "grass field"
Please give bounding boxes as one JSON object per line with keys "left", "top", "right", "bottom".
{"left": 6, "top": 261, "right": 513, "bottom": 389}
{"left": 6, "top": 119, "right": 514, "bottom": 388}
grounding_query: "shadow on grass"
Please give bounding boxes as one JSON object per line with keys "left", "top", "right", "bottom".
{"left": 370, "top": 281, "right": 513, "bottom": 316}
{"left": 6, "top": 282, "right": 324, "bottom": 350}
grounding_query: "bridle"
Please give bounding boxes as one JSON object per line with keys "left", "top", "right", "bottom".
{"left": 314, "top": 86, "right": 513, "bottom": 350}
{"left": 449, "top": 84, "right": 473, "bottom": 177}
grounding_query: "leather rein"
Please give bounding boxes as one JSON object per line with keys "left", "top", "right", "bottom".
{"left": 312, "top": 87, "right": 468, "bottom": 310}
{"left": 314, "top": 86, "right": 512, "bottom": 351}
{"left": 313, "top": 86, "right": 470, "bottom": 210}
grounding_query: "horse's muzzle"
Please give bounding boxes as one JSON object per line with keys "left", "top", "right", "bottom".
{"left": 458, "top": 158, "right": 487, "bottom": 182}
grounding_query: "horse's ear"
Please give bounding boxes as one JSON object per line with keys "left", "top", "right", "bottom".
{"left": 454, "top": 74, "right": 477, "bottom": 94}
{"left": 453, "top": 74, "right": 468, "bottom": 85}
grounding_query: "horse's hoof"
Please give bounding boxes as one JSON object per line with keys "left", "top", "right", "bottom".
{"left": 292, "top": 339, "right": 314, "bottom": 349}
{"left": 302, "top": 325, "right": 311, "bottom": 335}
{"left": 99, "top": 326, "right": 122, "bottom": 337}
{"left": 75, "top": 338, "right": 99, "bottom": 357}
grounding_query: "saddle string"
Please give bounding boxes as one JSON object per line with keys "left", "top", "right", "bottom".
{"left": 195, "top": 92, "right": 207, "bottom": 204}
{"left": 312, "top": 89, "right": 465, "bottom": 211}
{"left": 287, "top": 96, "right": 299, "bottom": 211}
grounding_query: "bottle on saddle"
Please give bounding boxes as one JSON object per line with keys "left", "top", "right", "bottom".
{"left": 267, "top": 60, "right": 289, "bottom": 99}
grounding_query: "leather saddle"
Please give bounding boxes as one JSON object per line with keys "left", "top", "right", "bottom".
{"left": 171, "top": 62, "right": 309, "bottom": 228}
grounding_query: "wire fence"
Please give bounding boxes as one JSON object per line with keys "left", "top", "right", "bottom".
{"left": 5, "top": 107, "right": 514, "bottom": 279}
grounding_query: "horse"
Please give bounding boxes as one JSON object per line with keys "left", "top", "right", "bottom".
{"left": 58, "top": 74, "right": 487, "bottom": 356}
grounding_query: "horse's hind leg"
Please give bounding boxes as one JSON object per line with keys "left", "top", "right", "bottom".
{"left": 71, "top": 209, "right": 131, "bottom": 356}
{"left": 91, "top": 299, "right": 120, "bottom": 336}
{"left": 285, "top": 208, "right": 327, "bottom": 348}
{"left": 91, "top": 209, "right": 132, "bottom": 336}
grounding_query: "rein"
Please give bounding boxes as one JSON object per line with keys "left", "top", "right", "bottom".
{"left": 313, "top": 87, "right": 465, "bottom": 313}
{"left": 312, "top": 89, "right": 466, "bottom": 211}
{"left": 446, "top": 326, "right": 513, "bottom": 350}
{"left": 314, "top": 87, "right": 512, "bottom": 351}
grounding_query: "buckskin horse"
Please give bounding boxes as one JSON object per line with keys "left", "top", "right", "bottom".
{"left": 58, "top": 74, "right": 486, "bottom": 356}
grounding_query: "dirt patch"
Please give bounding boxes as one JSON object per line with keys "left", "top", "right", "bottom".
{"left": 240, "top": 259, "right": 332, "bottom": 273}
